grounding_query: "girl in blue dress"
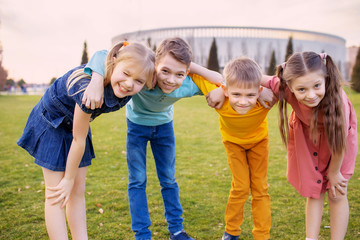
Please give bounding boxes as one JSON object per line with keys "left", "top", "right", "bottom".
{"left": 17, "top": 42, "right": 154, "bottom": 240}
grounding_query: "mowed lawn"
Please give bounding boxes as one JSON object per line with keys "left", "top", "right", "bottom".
{"left": 0, "top": 92, "right": 359, "bottom": 240}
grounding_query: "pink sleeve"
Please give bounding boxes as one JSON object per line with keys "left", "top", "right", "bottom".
{"left": 341, "top": 89, "right": 357, "bottom": 138}
{"left": 264, "top": 76, "right": 280, "bottom": 97}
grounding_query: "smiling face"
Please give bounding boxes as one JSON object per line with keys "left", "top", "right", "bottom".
{"left": 288, "top": 70, "right": 326, "bottom": 108}
{"left": 224, "top": 83, "right": 261, "bottom": 115}
{"left": 155, "top": 53, "right": 189, "bottom": 94}
{"left": 110, "top": 61, "right": 147, "bottom": 98}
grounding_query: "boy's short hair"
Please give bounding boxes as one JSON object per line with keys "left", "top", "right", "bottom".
{"left": 155, "top": 37, "right": 193, "bottom": 67}
{"left": 224, "top": 57, "right": 262, "bottom": 87}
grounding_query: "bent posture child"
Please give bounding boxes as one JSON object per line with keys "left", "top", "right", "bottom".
{"left": 17, "top": 42, "right": 154, "bottom": 240}
{"left": 265, "top": 52, "right": 357, "bottom": 240}
{"left": 192, "top": 57, "right": 272, "bottom": 240}
{"left": 83, "top": 37, "right": 223, "bottom": 240}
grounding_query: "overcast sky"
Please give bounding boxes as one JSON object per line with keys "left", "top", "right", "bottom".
{"left": 1, "top": 0, "right": 360, "bottom": 84}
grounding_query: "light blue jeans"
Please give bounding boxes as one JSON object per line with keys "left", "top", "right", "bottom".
{"left": 126, "top": 119, "right": 184, "bottom": 240}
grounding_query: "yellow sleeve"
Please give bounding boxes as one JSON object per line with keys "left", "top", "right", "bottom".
{"left": 189, "top": 73, "right": 218, "bottom": 95}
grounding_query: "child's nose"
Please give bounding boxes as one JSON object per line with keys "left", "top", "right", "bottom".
{"left": 167, "top": 75, "right": 175, "bottom": 83}
{"left": 239, "top": 97, "right": 247, "bottom": 104}
{"left": 307, "top": 90, "right": 315, "bottom": 98}
{"left": 124, "top": 78, "right": 133, "bottom": 89}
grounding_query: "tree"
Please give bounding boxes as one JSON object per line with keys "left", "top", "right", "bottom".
{"left": 81, "top": 41, "right": 89, "bottom": 65}
{"left": 50, "top": 77, "right": 57, "bottom": 85}
{"left": 0, "top": 64, "right": 7, "bottom": 91}
{"left": 6, "top": 78, "right": 14, "bottom": 90}
{"left": 147, "top": 37, "right": 152, "bottom": 49}
{"left": 285, "top": 36, "right": 294, "bottom": 61}
{"left": 267, "top": 50, "right": 277, "bottom": 75}
{"left": 17, "top": 79, "right": 26, "bottom": 88}
{"left": 207, "top": 38, "right": 220, "bottom": 72}
{"left": 351, "top": 47, "right": 360, "bottom": 92}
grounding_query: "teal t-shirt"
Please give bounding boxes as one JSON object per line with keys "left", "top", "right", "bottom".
{"left": 85, "top": 50, "right": 203, "bottom": 126}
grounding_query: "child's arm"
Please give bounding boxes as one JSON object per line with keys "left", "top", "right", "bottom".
{"left": 190, "top": 62, "right": 225, "bottom": 108}
{"left": 206, "top": 86, "right": 225, "bottom": 109}
{"left": 327, "top": 152, "right": 348, "bottom": 198}
{"left": 82, "top": 50, "right": 107, "bottom": 109}
{"left": 258, "top": 74, "right": 278, "bottom": 108}
{"left": 190, "top": 62, "right": 223, "bottom": 86}
{"left": 258, "top": 87, "right": 277, "bottom": 109}
{"left": 46, "top": 105, "right": 92, "bottom": 208}
{"left": 261, "top": 74, "right": 273, "bottom": 86}
{"left": 82, "top": 72, "right": 104, "bottom": 109}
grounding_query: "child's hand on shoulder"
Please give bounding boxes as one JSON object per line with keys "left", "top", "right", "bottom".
{"left": 258, "top": 87, "right": 277, "bottom": 109}
{"left": 206, "top": 86, "right": 225, "bottom": 109}
{"left": 82, "top": 72, "right": 104, "bottom": 109}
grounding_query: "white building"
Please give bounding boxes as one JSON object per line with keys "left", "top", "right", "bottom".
{"left": 112, "top": 26, "right": 346, "bottom": 75}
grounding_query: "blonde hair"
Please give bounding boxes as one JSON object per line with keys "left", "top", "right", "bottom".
{"left": 66, "top": 69, "right": 90, "bottom": 96}
{"left": 277, "top": 51, "right": 346, "bottom": 156}
{"left": 223, "top": 57, "right": 262, "bottom": 88}
{"left": 67, "top": 42, "right": 155, "bottom": 95}
{"left": 104, "top": 42, "right": 155, "bottom": 88}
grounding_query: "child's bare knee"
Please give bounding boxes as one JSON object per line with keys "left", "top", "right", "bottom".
{"left": 328, "top": 189, "right": 347, "bottom": 202}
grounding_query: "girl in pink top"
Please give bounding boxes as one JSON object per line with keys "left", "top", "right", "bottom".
{"left": 266, "top": 52, "right": 357, "bottom": 240}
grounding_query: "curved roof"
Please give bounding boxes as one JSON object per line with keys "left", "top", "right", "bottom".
{"left": 113, "top": 25, "right": 345, "bottom": 44}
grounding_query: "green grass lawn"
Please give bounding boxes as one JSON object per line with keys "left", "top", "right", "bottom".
{"left": 0, "top": 93, "right": 359, "bottom": 240}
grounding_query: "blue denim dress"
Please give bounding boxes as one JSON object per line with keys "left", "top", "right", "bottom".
{"left": 17, "top": 65, "right": 131, "bottom": 171}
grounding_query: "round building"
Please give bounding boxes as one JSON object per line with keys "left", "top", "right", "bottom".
{"left": 112, "top": 26, "right": 346, "bottom": 74}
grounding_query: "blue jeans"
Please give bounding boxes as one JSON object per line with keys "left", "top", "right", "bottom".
{"left": 126, "top": 119, "right": 184, "bottom": 240}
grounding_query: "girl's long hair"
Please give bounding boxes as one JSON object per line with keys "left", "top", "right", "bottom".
{"left": 67, "top": 41, "right": 155, "bottom": 95}
{"left": 104, "top": 42, "right": 155, "bottom": 88}
{"left": 277, "top": 52, "right": 346, "bottom": 156}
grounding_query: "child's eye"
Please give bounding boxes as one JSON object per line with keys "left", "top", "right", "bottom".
{"left": 314, "top": 83, "right": 320, "bottom": 88}
{"left": 297, "top": 88, "right": 305, "bottom": 92}
{"left": 177, "top": 73, "right": 185, "bottom": 77}
{"left": 123, "top": 72, "right": 129, "bottom": 76}
{"left": 162, "top": 69, "right": 168, "bottom": 74}
{"left": 135, "top": 79, "right": 145, "bottom": 85}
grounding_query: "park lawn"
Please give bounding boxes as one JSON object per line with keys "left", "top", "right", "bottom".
{"left": 0, "top": 92, "right": 359, "bottom": 240}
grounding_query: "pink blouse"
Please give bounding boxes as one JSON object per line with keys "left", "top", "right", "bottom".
{"left": 266, "top": 77, "right": 357, "bottom": 198}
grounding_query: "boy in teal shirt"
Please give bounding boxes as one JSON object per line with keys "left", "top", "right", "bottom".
{"left": 84, "top": 38, "right": 222, "bottom": 240}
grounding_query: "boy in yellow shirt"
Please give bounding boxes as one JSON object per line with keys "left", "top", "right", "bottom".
{"left": 192, "top": 57, "right": 271, "bottom": 240}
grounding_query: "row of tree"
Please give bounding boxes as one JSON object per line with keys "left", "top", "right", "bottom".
{"left": 0, "top": 41, "right": 90, "bottom": 90}
{"left": 1, "top": 39, "right": 360, "bottom": 93}
{"left": 206, "top": 36, "right": 360, "bottom": 93}
{"left": 206, "top": 36, "right": 294, "bottom": 75}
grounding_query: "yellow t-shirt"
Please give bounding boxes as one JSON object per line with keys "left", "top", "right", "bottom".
{"left": 190, "top": 73, "right": 269, "bottom": 145}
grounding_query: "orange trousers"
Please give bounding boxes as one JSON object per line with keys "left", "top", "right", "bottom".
{"left": 223, "top": 137, "right": 271, "bottom": 240}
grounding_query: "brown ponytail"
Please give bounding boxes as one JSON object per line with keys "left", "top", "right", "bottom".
{"left": 319, "top": 55, "right": 346, "bottom": 155}
{"left": 276, "top": 65, "right": 290, "bottom": 146}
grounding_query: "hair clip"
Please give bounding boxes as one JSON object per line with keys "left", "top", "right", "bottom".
{"left": 118, "top": 41, "right": 130, "bottom": 52}
{"left": 319, "top": 52, "right": 327, "bottom": 64}
{"left": 319, "top": 52, "right": 327, "bottom": 60}
{"left": 281, "top": 62, "right": 286, "bottom": 69}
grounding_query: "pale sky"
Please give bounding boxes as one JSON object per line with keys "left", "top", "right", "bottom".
{"left": 1, "top": 0, "right": 360, "bottom": 84}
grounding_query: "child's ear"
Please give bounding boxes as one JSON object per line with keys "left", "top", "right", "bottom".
{"left": 287, "top": 83, "right": 294, "bottom": 92}
{"left": 259, "top": 86, "right": 263, "bottom": 94}
{"left": 223, "top": 86, "right": 229, "bottom": 97}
